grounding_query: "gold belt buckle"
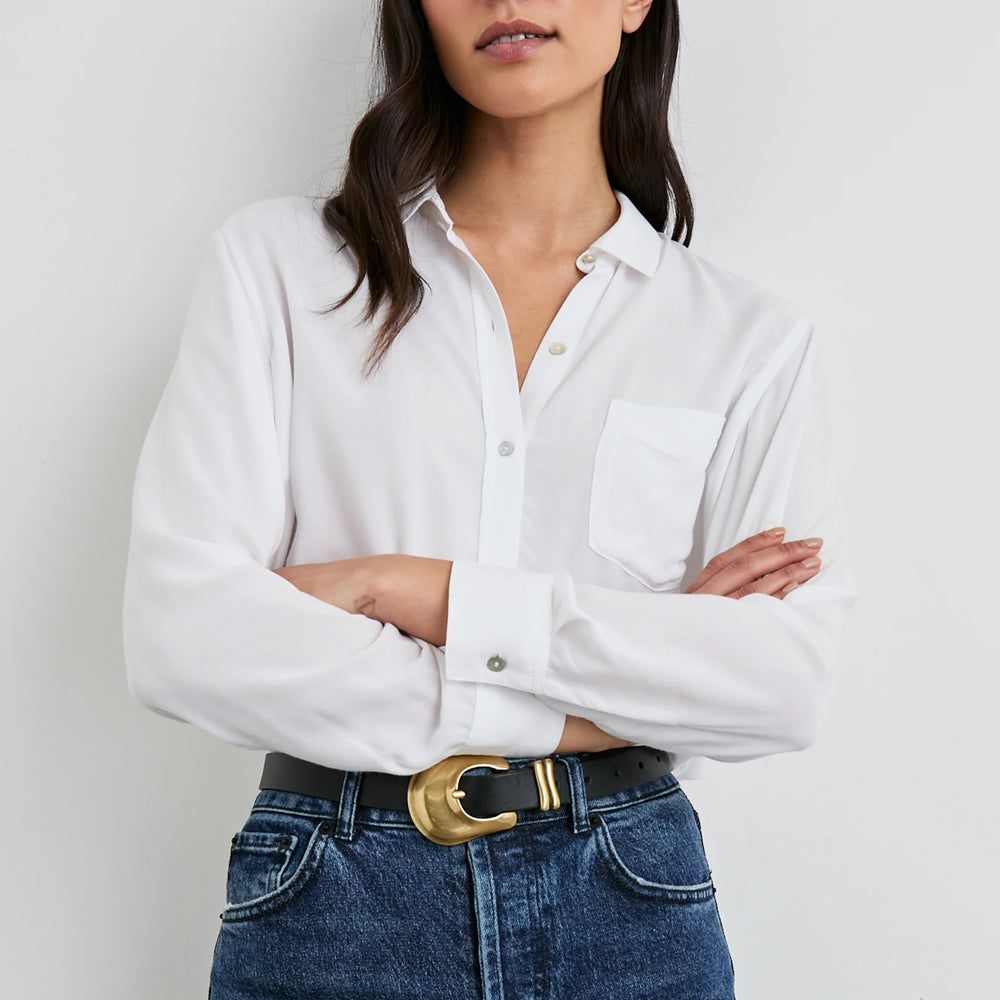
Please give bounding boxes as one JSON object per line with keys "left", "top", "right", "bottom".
{"left": 407, "top": 753, "right": 563, "bottom": 846}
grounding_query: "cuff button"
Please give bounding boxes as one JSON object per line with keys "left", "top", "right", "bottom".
{"left": 486, "top": 655, "right": 507, "bottom": 672}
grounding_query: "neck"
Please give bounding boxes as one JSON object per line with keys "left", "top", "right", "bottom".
{"left": 437, "top": 90, "right": 619, "bottom": 251}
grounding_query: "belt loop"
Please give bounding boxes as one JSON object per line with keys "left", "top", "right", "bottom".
{"left": 333, "top": 770, "right": 363, "bottom": 842}
{"left": 560, "top": 755, "right": 592, "bottom": 835}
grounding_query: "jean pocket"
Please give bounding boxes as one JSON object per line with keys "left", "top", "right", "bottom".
{"left": 221, "top": 813, "right": 329, "bottom": 921}
{"left": 591, "top": 787, "right": 716, "bottom": 902}
{"left": 587, "top": 400, "right": 724, "bottom": 592}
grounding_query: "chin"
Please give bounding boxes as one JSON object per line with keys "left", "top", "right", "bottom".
{"left": 473, "top": 100, "right": 562, "bottom": 120}
{"left": 465, "top": 83, "right": 593, "bottom": 121}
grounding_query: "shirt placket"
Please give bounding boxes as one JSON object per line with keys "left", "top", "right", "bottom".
{"left": 462, "top": 255, "right": 526, "bottom": 568}
{"left": 437, "top": 235, "right": 636, "bottom": 748}
{"left": 447, "top": 231, "right": 617, "bottom": 570}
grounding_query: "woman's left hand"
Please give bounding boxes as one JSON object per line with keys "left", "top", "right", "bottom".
{"left": 273, "top": 554, "right": 452, "bottom": 646}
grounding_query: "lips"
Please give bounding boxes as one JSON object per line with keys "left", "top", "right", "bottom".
{"left": 475, "top": 19, "right": 555, "bottom": 50}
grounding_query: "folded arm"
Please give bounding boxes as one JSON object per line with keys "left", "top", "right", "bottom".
{"left": 335, "top": 321, "right": 858, "bottom": 763}
{"left": 448, "top": 321, "right": 857, "bottom": 761}
{"left": 122, "top": 227, "right": 566, "bottom": 774}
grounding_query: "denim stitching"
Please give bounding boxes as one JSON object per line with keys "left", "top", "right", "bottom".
{"left": 592, "top": 813, "right": 717, "bottom": 903}
{"left": 220, "top": 822, "right": 328, "bottom": 923}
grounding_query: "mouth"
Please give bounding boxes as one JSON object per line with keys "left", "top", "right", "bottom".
{"left": 475, "top": 19, "right": 556, "bottom": 51}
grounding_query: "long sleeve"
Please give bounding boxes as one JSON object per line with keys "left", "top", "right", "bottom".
{"left": 122, "top": 225, "right": 565, "bottom": 774}
{"left": 444, "top": 318, "right": 858, "bottom": 763}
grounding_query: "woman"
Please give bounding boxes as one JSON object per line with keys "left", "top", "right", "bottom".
{"left": 123, "top": 1, "right": 857, "bottom": 997}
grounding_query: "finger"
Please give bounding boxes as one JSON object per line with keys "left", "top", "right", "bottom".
{"left": 710, "top": 543, "right": 822, "bottom": 596}
{"left": 724, "top": 557, "right": 822, "bottom": 599}
{"left": 685, "top": 526, "right": 788, "bottom": 593}
{"left": 694, "top": 539, "right": 823, "bottom": 596}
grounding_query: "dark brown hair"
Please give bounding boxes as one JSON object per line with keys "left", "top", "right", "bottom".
{"left": 323, "top": 0, "right": 692, "bottom": 378}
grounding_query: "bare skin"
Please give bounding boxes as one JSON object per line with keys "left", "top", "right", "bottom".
{"left": 438, "top": 108, "right": 622, "bottom": 392}
{"left": 273, "top": 528, "right": 823, "bottom": 753}
{"left": 429, "top": 4, "right": 630, "bottom": 393}
{"left": 413, "top": 0, "right": 656, "bottom": 391}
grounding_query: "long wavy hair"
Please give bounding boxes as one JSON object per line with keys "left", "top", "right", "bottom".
{"left": 323, "top": 0, "right": 693, "bottom": 379}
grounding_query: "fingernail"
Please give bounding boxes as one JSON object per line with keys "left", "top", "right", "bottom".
{"left": 802, "top": 556, "right": 821, "bottom": 568}
{"left": 803, "top": 537, "right": 823, "bottom": 547}
{"left": 765, "top": 526, "right": 786, "bottom": 536}
{"left": 782, "top": 582, "right": 799, "bottom": 594}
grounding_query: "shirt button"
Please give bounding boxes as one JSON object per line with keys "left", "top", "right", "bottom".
{"left": 497, "top": 440, "right": 515, "bottom": 457}
{"left": 580, "top": 251, "right": 597, "bottom": 264}
{"left": 486, "top": 655, "right": 507, "bottom": 672}
{"left": 548, "top": 341, "right": 567, "bottom": 355}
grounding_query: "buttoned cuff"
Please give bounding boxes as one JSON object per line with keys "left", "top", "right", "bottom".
{"left": 444, "top": 559, "right": 554, "bottom": 694}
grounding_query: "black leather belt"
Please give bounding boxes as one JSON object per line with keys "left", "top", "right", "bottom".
{"left": 260, "top": 744, "right": 672, "bottom": 843}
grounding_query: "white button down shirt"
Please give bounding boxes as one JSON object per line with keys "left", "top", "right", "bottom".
{"left": 122, "top": 183, "right": 858, "bottom": 778}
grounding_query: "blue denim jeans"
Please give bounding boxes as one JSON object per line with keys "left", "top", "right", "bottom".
{"left": 208, "top": 751, "right": 735, "bottom": 999}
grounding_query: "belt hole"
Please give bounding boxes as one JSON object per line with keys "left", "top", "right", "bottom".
{"left": 614, "top": 768, "right": 621, "bottom": 777}
{"left": 637, "top": 761, "right": 644, "bottom": 769}
{"left": 655, "top": 755, "right": 661, "bottom": 762}
{"left": 584, "top": 775, "right": 591, "bottom": 784}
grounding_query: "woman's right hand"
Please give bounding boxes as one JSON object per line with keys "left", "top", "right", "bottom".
{"left": 554, "top": 527, "right": 824, "bottom": 754}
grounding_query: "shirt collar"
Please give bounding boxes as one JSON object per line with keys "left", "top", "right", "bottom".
{"left": 401, "top": 181, "right": 663, "bottom": 277}
{"left": 401, "top": 180, "right": 447, "bottom": 226}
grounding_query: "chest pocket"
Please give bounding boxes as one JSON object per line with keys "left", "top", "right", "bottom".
{"left": 587, "top": 400, "right": 725, "bottom": 592}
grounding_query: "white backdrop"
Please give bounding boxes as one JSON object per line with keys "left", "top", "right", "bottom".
{"left": 2, "top": 3, "right": 997, "bottom": 998}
